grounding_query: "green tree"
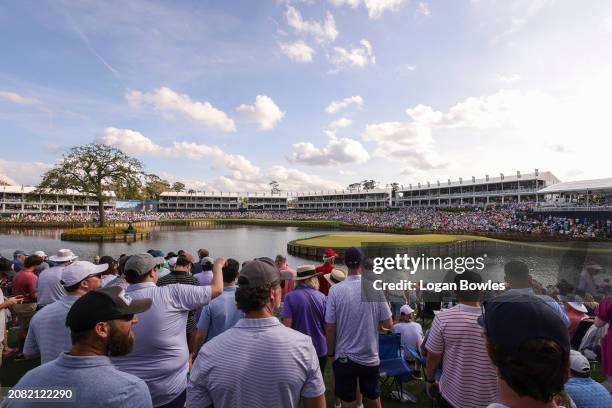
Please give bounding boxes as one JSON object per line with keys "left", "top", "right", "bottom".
{"left": 172, "top": 181, "right": 186, "bottom": 192}
{"left": 362, "top": 180, "right": 377, "bottom": 191}
{"left": 36, "top": 144, "right": 143, "bottom": 227}
{"left": 143, "top": 173, "right": 171, "bottom": 200}
{"left": 347, "top": 182, "right": 361, "bottom": 191}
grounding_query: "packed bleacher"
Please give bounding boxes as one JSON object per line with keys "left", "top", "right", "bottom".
{"left": 3, "top": 207, "right": 612, "bottom": 239}
{"left": 1, "top": 246, "right": 611, "bottom": 407}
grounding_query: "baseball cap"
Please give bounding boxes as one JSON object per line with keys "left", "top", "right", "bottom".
{"left": 323, "top": 248, "right": 338, "bottom": 257}
{"left": 125, "top": 253, "right": 165, "bottom": 276}
{"left": 344, "top": 247, "right": 364, "bottom": 267}
{"left": 238, "top": 258, "right": 293, "bottom": 288}
{"left": 147, "top": 249, "right": 164, "bottom": 258}
{"left": 61, "top": 261, "right": 109, "bottom": 287}
{"left": 569, "top": 350, "right": 590, "bottom": 373}
{"left": 33, "top": 251, "right": 47, "bottom": 258}
{"left": 479, "top": 293, "right": 570, "bottom": 357}
{"left": 66, "top": 286, "right": 152, "bottom": 332}
{"left": 400, "top": 304, "right": 415, "bottom": 315}
{"left": 13, "top": 249, "right": 28, "bottom": 257}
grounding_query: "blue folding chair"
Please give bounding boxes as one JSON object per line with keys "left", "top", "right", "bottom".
{"left": 379, "top": 333, "right": 416, "bottom": 403}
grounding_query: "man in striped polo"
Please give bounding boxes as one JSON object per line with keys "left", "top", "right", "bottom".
{"left": 425, "top": 270, "right": 498, "bottom": 408}
{"left": 23, "top": 261, "right": 106, "bottom": 364}
{"left": 187, "top": 257, "right": 326, "bottom": 408}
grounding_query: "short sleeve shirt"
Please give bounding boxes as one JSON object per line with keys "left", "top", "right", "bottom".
{"left": 187, "top": 317, "right": 325, "bottom": 408}
{"left": 282, "top": 286, "right": 327, "bottom": 357}
{"left": 325, "top": 275, "right": 391, "bottom": 366}
{"left": 11, "top": 269, "right": 38, "bottom": 302}
{"left": 197, "top": 286, "right": 244, "bottom": 340}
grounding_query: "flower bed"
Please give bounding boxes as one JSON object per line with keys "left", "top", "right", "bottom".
{"left": 61, "top": 226, "right": 149, "bottom": 242}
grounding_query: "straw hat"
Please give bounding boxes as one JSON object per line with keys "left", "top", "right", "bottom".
{"left": 325, "top": 268, "right": 346, "bottom": 286}
{"left": 294, "top": 265, "right": 321, "bottom": 281}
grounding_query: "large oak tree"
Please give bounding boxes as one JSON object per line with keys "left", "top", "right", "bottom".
{"left": 37, "top": 144, "right": 143, "bottom": 227}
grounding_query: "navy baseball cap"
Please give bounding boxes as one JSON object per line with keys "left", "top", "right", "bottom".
{"left": 344, "top": 247, "right": 364, "bottom": 267}
{"left": 479, "top": 293, "right": 570, "bottom": 357}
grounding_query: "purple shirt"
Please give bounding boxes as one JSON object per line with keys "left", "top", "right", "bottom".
{"left": 282, "top": 286, "right": 327, "bottom": 357}
{"left": 595, "top": 297, "right": 612, "bottom": 375}
{"left": 195, "top": 271, "right": 213, "bottom": 286}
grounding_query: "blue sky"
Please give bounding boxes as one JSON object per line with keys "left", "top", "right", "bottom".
{"left": 1, "top": 0, "right": 612, "bottom": 192}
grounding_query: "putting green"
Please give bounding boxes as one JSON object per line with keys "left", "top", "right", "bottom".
{"left": 292, "top": 233, "right": 497, "bottom": 248}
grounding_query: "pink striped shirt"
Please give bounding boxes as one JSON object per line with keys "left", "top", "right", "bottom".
{"left": 426, "top": 304, "right": 499, "bottom": 408}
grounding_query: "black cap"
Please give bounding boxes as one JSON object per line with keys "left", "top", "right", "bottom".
{"left": 238, "top": 258, "right": 292, "bottom": 288}
{"left": 66, "top": 286, "right": 152, "bottom": 332}
{"left": 344, "top": 247, "right": 364, "bottom": 267}
{"left": 479, "top": 293, "right": 570, "bottom": 357}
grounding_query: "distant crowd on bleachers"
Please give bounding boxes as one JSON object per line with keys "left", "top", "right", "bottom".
{"left": 4, "top": 206, "right": 612, "bottom": 239}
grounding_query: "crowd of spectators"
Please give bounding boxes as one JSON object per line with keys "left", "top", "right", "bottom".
{"left": 4, "top": 206, "right": 612, "bottom": 239}
{"left": 1, "top": 243, "right": 611, "bottom": 407}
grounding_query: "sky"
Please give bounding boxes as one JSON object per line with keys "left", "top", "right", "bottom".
{"left": 1, "top": 0, "right": 612, "bottom": 193}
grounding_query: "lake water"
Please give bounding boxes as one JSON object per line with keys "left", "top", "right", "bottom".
{"left": 0, "top": 225, "right": 610, "bottom": 290}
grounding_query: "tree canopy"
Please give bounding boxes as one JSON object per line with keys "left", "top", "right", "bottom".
{"left": 36, "top": 144, "right": 143, "bottom": 226}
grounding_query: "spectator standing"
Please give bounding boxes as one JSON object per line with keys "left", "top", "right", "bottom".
{"left": 32, "top": 251, "right": 50, "bottom": 274}
{"left": 194, "top": 257, "right": 214, "bottom": 286}
{"left": 4, "top": 286, "right": 153, "bottom": 408}
{"left": 276, "top": 254, "right": 297, "bottom": 301}
{"left": 156, "top": 254, "right": 200, "bottom": 357}
{"left": 11, "top": 255, "right": 42, "bottom": 356}
{"left": 594, "top": 295, "right": 612, "bottom": 392}
{"left": 37, "top": 249, "right": 78, "bottom": 307}
{"left": 325, "top": 247, "right": 392, "bottom": 408}
{"left": 191, "top": 249, "right": 209, "bottom": 274}
{"left": 111, "top": 253, "right": 222, "bottom": 408}
{"left": 504, "top": 260, "right": 569, "bottom": 327}
{"left": 282, "top": 265, "right": 328, "bottom": 373}
{"left": 23, "top": 261, "right": 106, "bottom": 364}
{"left": 104, "top": 255, "right": 130, "bottom": 290}
{"left": 98, "top": 256, "right": 117, "bottom": 287}
{"left": 315, "top": 248, "right": 336, "bottom": 296}
{"left": 12, "top": 250, "right": 27, "bottom": 273}
{"left": 1, "top": 257, "right": 23, "bottom": 369}
{"left": 482, "top": 293, "right": 571, "bottom": 408}
{"left": 564, "top": 350, "right": 612, "bottom": 408}
{"left": 194, "top": 258, "right": 243, "bottom": 350}
{"left": 425, "top": 271, "right": 498, "bottom": 408}
{"left": 187, "top": 258, "right": 325, "bottom": 408}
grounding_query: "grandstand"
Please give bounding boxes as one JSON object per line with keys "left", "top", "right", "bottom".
{"left": 0, "top": 186, "right": 116, "bottom": 215}
{"left": 536, "top": 178, "right": 612, "bottom": 211}
{"left": 245, "top": 193, "right": 288, "bottom": 210}
{"left": 393, "top": 171, "right": 560, "bottom": 207}
{"left": 158, "top": 191, "right": 241, "bottom": 211}
{"left": 295, "top": 189, "right": 390, "bottom": 210}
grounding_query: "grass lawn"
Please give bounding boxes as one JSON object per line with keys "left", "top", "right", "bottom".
{"left": 292, "top": 233, "right": 497, "bottom": 248}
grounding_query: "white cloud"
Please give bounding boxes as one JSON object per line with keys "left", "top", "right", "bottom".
{"left": 279, "top": 40, "right": 315, "bottom": 62}
{"left": 266, "top": 165, "right": 342, "bottom": 191}
{"left": 292, "top": 136, "right": 370, "bottom": 166}
{"left": 0, "top": 91, "right": 39, "bottom": 106}
{"left": 96, "top": 127, "right": 259, "bottom": 176}
{"left": 362, "top": 121, "right": 447, "bottom": 170}
{"left": 236, "top": 95, "right": 285, "bottom": 130}
{"left": 417, "top": 2, "right": 431, "bottom": 16}
{"left": 285, "top": 6, "right": 338, "bottom": 43}
{"left": 602, "top": 17, "right": 612, "bottom": 32}
{"left": 126, "top": 87, "right": 236, "bottom": 132}
{"left": 0, "top": 159, "right": 52, "bottom": 186}
{"left": 497, "top": 73, "right": 521, "bottom": 83}
{"left": 325, "top": 95, "right": 364, "bottom": 114}
{"left": 331, "top": 39, "right": 375, "bottom": 68}
{"left": 0, "top": 173, "right": 17, "bottom": 185}
{"left": 330, "top": 0, "right": 406, "bottom": 19}
{"left": 328, "top": 117, "right": 353, "bottom": 131}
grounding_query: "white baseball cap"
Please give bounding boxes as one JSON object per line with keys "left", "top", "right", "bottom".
{"left": 400, "top": 305, "right": 415, "bottom": 315}
{"left": 569, "top": 350, "right": 590, "bottom": 373}
{"left": 167, "top": 257, "right": 178, "bottom": 266}
{"left": 61, "top": 261, "right": 108, "bottom": 287}
{"left": 33, "top": 251, "right": 47, "bottom": 258}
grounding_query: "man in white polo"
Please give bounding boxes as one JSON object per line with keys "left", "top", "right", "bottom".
{"left": 111, "top": 253, "right": 223, "bottom": 408}
{"left": 37, "top": 249, "right": 78, "bottom": 306}
{"left": 187, "top": 257, "right": 326, "bottom": 408}
{"left": 24, "top": 261, "right": 107, "bottom": 364}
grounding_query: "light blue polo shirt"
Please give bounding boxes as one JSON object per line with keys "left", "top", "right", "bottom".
{"left": 4, "top": 353, "right": 152, "bottom": 408}
{"left": 565, "top": 377, "right": 612, "bottom": 407}
{"left": 36, "top": 266, "right": 67, "bottom": 306}
{"left": 197, "top": 285, "right": 244, "bottom": 340}
{"left": 111, "top": 282, "right": 212, "bottom": 407}
{"left": 23, "top": 295, "right": 79, "bottom": 364}
{"left": 325, "top": 275, "right": 392, "bottom": 366}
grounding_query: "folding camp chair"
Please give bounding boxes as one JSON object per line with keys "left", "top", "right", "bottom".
{"left": 379, "top": 333, "right": 416, "bottom": 403}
